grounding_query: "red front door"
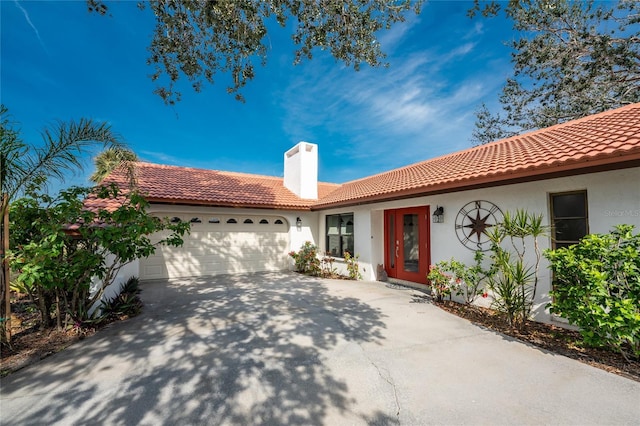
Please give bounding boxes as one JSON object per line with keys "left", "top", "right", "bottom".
{"left": 384, "top": 207, "right": 430, "bottom": 284}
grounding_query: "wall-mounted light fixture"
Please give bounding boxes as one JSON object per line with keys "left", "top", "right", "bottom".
{"left": 432, "top": 206, "right": 444, "bottom": 223}
{"left": 296, "top": 217, "right": 302, "bottom": 231}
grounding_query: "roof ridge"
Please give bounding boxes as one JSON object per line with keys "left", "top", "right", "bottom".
{"left": 313, "top": 103, "right": 640, "bottom": 208}
{"left": 134, "top": 161, "right": 340, "bottom": 187}
{"left": 337, "top": 103, "right": 640, "bottom": 187}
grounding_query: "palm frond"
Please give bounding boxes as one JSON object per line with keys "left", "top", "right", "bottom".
{"left": 13, "top": 118, "right": 124, "bottom": 200}
{"left": 90, "top": 147, "right": 138, "bottom": 185}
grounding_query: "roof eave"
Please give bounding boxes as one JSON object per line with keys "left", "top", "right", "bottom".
{"left": 145, "top": 197, "right": 313, "bottom": 211}
{"left": 312, "top": 153, "right": 640, "bottom": 210}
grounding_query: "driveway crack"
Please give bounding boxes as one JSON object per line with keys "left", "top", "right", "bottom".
{"left": 359, "top": 343, "right": 401, "bottom": 421}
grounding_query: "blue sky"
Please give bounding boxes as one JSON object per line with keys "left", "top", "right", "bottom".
{"left": 2, "top": 0, "right": 515, "bottom": 188}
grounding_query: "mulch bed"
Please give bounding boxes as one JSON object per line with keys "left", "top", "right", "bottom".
{"left": 1, "top": 293, "right": 120, "bottom": 377}
{"left": 433, "top": 299, "right": 639, "bottom": 382}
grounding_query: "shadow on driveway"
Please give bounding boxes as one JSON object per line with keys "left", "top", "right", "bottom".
{"left": 3, "top": 272, "right": 640, "bottom": 425}
{"left": 1, "top": 272, "right": 392, "bottom": 425}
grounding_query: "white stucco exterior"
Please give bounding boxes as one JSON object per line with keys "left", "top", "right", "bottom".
{"left": 89, "top": 252, "right": 139, "bottom": 316}
{"left": 110, "top": 137, "right": 639, "bottom": 328}
{"left": 316, "top": 167, "right": 640, "bottom": 324}
{"left": 125, "top": 167, "right": 638, "bottom": 320}
{"left": 284, "top": 142, "right": 318, "bottom": 199}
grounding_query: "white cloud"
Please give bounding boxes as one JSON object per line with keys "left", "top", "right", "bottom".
{"left": 13, "top": 0, "right": 48, "bottom": 53}
{"left": 376, "top": 15, "right": 422, "bottom": 53}
{"left": 277, "top": 15, "right": 514, "bottom": 181}
{"left": 464, "top": 21, "right": 485, "bottom": 40}
{"left": 139, "top": 150, "right": 186, "bottom": 165}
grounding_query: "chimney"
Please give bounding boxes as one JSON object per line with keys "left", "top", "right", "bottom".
{"left": 284, "top": 142, "right": 318, "bottom": 199}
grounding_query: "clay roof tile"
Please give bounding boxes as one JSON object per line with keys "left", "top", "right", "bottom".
{"left": 103, "top": 162, "right": 340, "bottom": 210}
{"left": 313, "top": 103, "right": 640, "bottom": 208}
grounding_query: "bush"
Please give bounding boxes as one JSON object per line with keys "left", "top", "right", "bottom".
{"left": 487, "top": 250, "right": 532, "bottom": 327}
{"left": 427, "top": 264, "right": 453, "bottom": 302}
{"left": 429, "top": 251, "right": 491, "bottom": 304}
{"left": 486, "top": 209, "right": 546, "bottom": 328}
{"left": 320, "top": 253, "right": 338, "bottom": 277}
{"left": 343, "top": 251, "right": 362, "bottom": 280}
{"left": 99, "top": 276, "right": 143, "bottom": 322}
{"left": 8, "top": 184, "right": 189, "bottom": 330}
{"left": 545, "top": 225, "right": 640, "bottom": 360}
{"left": 289, "top": 242, "right": 321, "bottom": 276}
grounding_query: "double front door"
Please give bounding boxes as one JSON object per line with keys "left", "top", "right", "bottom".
{"left": 384, "top": 207, "right": 430, "bottom": 284}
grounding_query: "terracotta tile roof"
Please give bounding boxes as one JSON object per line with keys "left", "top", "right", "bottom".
{"left": 103, "top": 162, "right": 340, "bottom": 210}
{"left": 313, "top": 103, "right": 640, "bottom": 209}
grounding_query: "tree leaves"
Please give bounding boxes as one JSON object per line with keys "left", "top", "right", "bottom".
{"left": 90, "top": 147, "right": 138, "bottom": 185}
{"left": 88, "top": 0, "right": 421, "bottom": 104}
{"left": 9, "top": 183, "right": 191, "bottom": 326}
{"left": 1, "top": 107, "right": 125, "bottom": 213}
{"left": 470, "top": 0, "right": 640, "bottom": 145}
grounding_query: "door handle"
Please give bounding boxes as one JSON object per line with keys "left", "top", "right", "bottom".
{"left": 395, "top": 241, "right": 399, "bottom": 258}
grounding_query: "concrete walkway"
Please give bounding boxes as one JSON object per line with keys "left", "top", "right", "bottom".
{"left": 1, "top": 272, "right": 638, "bottom": 425}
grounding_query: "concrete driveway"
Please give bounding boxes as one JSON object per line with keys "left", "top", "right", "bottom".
{"left": 1, "top": 272, "right": 638, "bottom": 425}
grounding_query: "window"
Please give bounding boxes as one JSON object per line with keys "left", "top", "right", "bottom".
{"left": 550, "top": 191, "right": 588, "bottom": 249}
{"left": 274, "top": 219, "right": 284, "bottom": 224}
{"left": 227, "top": 218, "right": 237, "bottom": 224}
{"left": 243, "top": 219, "right": 254, "bottom": 224}
{"left": 259, "top": 219, "right": 269, "bottom": 224}
{"left": 326, "top": 213, "right": 354, "bottom": 257}
{"left": 190, "top": 217, "right": 202, "bottom": 223}
{"left": 208, "top": 218, "right": 220, "bottom": 224}
{"left": 170, "top": 217, "right": 181, "bottom": 223}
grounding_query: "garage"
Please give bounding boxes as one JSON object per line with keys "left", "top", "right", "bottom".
{"left": 140, "top": 213, "right": 290, "bottom": 280}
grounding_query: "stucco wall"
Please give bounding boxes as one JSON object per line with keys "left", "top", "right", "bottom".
{"left": 317, "top": 167, "right": 640, "bottom": 324}
{"left": 89, "top": 254, "right": 139, "bottom": 316}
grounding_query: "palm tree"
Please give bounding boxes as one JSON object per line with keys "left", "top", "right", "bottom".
{"left": 1, "top": 105, "right": 125, "bottom": 343}
{"left": 90, "top": 147, "right": 138, "bottom": 184}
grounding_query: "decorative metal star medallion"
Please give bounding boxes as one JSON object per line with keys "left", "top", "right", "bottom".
{"left": 455, "top": 200, "right": 503, "bottom": 251}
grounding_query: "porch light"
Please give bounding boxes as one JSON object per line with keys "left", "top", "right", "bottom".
{"left": 296, "top": 217, "right": 302, "bottom": 231}
{"left": 432, "top": 206, "right": 444, "bottom": 223}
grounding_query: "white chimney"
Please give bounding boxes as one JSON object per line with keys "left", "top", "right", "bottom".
{"left": 284, "top": 141, "right": 318, "bottom": 199}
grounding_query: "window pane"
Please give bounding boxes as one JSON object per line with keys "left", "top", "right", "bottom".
{"left": 327, "top": 235, "right": 341, "bottom": 256}
{"left": 342, "top": 236, "right": 354, "bottom": 256}
{"left": 553, "top": 193, "right": 586, "bottom": 218}
{"left": 388, "top": 214, "right": 395, "bottom": 269}
{"left": 341, "top": 214, "right": 354, "bottom": 235}
{"left": 403, "top": 214, "right": 419, "bottom": 272}
{"left": 325, "top": 213, "right": 355, "bottom": 258}
{"left": 554, "top": 219, "right": 587, "bottom": 243}
{"left": 326, "top": 215, "right": 340, "bottom": 235}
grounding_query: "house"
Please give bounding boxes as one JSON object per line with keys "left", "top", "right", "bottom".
{"left": 106, "top": 103, "right": 640, "bottom": 324}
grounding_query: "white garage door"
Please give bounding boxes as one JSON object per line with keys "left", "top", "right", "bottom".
{"left": 140, "top": 213, "right": 290, "bottom": 280}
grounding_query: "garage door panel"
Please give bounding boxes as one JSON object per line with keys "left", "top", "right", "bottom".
{"left": 140, "top": 214, "right": 290, "bottom": 279}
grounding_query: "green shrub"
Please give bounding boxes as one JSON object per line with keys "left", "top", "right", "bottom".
{"left": 343, "top": 251, "right": 362, "bottom": 280}
{"left": 427, "top": 264, "right": 453, "bottom": 302}
{"left": 545, "top": 225, "right": 640, "bottom": 360}
{"left": 487, "top": 250, "right": 532, "bottom": 327}
{"left": 289, "top": 242, "right": 321, "bottom": 276}
{"left": 429, "top": 251, "right": 492, "bottom": 304}
{"left": 486, "top": 209, "right": 546, "bottom": 328}
{"left": 320, "top": 253, "right": 338, "bottom": 277}
{"left": 99, "top": 276, "right": 143, "bottom": 322}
